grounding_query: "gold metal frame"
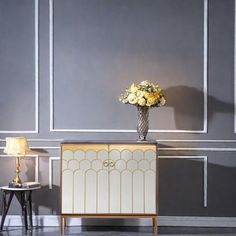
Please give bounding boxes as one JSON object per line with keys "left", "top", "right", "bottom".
{"left": 60, "top": 214, "right": 158, "bottom": 236}
{"left": 12, "top": 156, "right": 22, "bottom": 184}
{"left": 60, "top": 142, "right": 158, "bottom": 236}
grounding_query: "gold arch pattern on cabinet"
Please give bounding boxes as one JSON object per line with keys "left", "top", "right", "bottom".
{"left": 61, "top": 144, "right": 157, "bottom": 215}
{"left": 109, "top": 145, "right": 156, "bottom": 214}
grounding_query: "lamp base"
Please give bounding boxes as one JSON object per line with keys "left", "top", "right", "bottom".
{"left": 8, "top": 182, "right": 22, "bottom": 188}
{"left": 12, "top": 156, "right": 22, "bottom": 186}
{"left": 12, "top": 175, "right": 22, "bottom": 185}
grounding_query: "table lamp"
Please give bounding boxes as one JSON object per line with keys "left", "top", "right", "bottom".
{"left": 4, "top": 137, "right": 30, "bottom": 187}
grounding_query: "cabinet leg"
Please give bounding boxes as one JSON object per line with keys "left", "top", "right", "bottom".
{"left": 152, "top": 217, "right": 158, "bottom": 236}
{"left": 60, "top": 216, "right": 65, "bottom": 235}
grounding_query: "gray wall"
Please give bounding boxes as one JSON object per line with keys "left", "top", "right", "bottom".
{"left": 0, "top": 0, "right": 236, "bottom": 219}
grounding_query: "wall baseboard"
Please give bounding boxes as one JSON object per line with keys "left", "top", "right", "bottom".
{"left": 1, "top": 216, "right": 236, "bottom": 228}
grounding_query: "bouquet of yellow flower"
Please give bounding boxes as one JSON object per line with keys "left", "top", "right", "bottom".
{"left": 119, "top": 80, "right": 166, "bottom": 107}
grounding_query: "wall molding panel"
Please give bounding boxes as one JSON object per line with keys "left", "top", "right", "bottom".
{"left": 0, "top": 0, "right": 39, "bottom": 134}
{"left": 159, "top": 156, "right": 208, "bottom": 208}
{"left": 49, "top": 0, "right": 208, "bottom": 134}
{"left": 49, "top": 156, "right": 60, "bottom": 189}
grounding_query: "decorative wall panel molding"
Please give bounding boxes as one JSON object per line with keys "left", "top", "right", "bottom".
{"left": 159, "top": 156, "right": 207, "bottom": 208}
{"left": 0, "top": 0, "right": 39, "bottom": 133}
{"left": 49, "top": 156, "right": 60, "bottom": 189}
{"left": 50, "top": 0, "right": 208, "bottom": 133}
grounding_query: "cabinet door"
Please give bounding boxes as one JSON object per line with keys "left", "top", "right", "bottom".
{"left": 109, "top": 144, "right": 157, "bottom": 214}
{"left": 61, "top": 144, "right": 109, "bottom": 214}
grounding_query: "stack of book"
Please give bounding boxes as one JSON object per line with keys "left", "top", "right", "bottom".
{"left": 22, "top": 182, "right": 41, "bottom": 188}
{"left": 9, "top": 182, "right": 41, "bottom": 188}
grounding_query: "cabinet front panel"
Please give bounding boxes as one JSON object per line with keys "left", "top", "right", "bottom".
{"left": 109, "top": 144, "right": 157, "bottom": 214}
{"left": 61, "top": 144, "right": 109, "bottom": 214}
{"left": 61, "top": 143, "right": 157, "bottom": 215}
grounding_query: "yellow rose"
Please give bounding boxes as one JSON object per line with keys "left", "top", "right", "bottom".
{"left": 138, "top": 98, "right": 146, "bottom": 106}
{"left": 144, "top": 92, "right": 149, "bottom": 99}
{"left": 128, "top": 94, "right": 138, "bottom": 105}
{"left": 147, "top": 97, "right": 157, "bottom": 106}
{"left": 145, "top": 92, "right": 156, "bottom": 100}
{"left": 146, "top": 93, "right": 158, "bottom": 106}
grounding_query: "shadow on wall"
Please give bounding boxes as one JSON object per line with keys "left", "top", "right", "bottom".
{"left": 163, "top": 86, "right": 233, "bottom": 130}
{"left": 24, "top": 154, "right": 60, "bottom": 217}
{"left": 32, "top": 185, "right": 60, "bottom": 216}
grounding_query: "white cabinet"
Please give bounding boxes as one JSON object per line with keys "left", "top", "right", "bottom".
{"left": 61, "top": 141, "right": 158, "bottom": 235}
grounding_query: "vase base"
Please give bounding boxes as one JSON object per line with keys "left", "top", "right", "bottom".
{"left": 137, "top": 137, "right": 148, "bottom": 142}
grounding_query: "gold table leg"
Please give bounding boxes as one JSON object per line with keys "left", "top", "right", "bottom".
{"left": 60, "top": 216, "right": 65, "bottom": 235}
{"left": 152, "top": 217, "right": 158, "bottom": 236}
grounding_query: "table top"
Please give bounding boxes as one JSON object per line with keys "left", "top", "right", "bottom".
{"left": 0, "top": 186, "right": 41, "bottom": 191}
{"left": 61, "top": 140, "right": 158, "bottom": 145}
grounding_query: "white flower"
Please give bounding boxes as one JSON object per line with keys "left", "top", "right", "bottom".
{"left": 138, "top": 98, "right": 146, "bottom": 106}
{"left": 122, "top": 98, "right": 128, "bottom": 104}
{"left": 140, "top": 80, "right": 155, "bottom": 87}
{"left": 136, "top": 91, "right": 145, "bottom": 98}
{"left": 128, "top": 94, "right": 138, "bottom": 105}
{"left": 140, "top": 80, "right": 150, "bottom": 86}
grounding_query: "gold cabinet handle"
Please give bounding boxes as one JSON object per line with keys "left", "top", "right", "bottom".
{"left": 109, "top": 160, "right": 115, "bottom": 167}
{"left": 103, "top": 160, "right": 109, "bottom": 167}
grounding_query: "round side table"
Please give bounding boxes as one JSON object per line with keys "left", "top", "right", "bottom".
{"left": 0, "top": 186, "right": 40, "bottom": 231}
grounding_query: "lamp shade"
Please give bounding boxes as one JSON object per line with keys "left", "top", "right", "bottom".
{"left": 4, "top": 137, "right": 30, "bottom": 155}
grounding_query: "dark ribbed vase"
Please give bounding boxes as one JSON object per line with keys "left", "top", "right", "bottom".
{"left": 137, "top": 106, "right": 149, "bottom": 141}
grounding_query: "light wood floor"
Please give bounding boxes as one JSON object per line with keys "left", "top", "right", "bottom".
{"left": 1, "top": 227, "right": 236, "bottom": 236}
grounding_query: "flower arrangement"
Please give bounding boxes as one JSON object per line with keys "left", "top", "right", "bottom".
{"left": 119, "top": 80, "right": 166, "bottom": 107}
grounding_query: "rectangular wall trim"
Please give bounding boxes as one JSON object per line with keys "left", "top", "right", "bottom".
{"left": 50, "top": 0, "right": 208, "bottom": 134}
{"left": 0, "top": 0, "right": 39, "bottom": 134}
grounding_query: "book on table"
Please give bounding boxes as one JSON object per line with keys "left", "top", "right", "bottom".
{"left": 22, "top": 182, "right": 41, "bottom": 189}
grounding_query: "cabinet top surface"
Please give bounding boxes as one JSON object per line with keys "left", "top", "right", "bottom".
{"left": 61, "top": 140, "right": 157, "bottom": 145}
